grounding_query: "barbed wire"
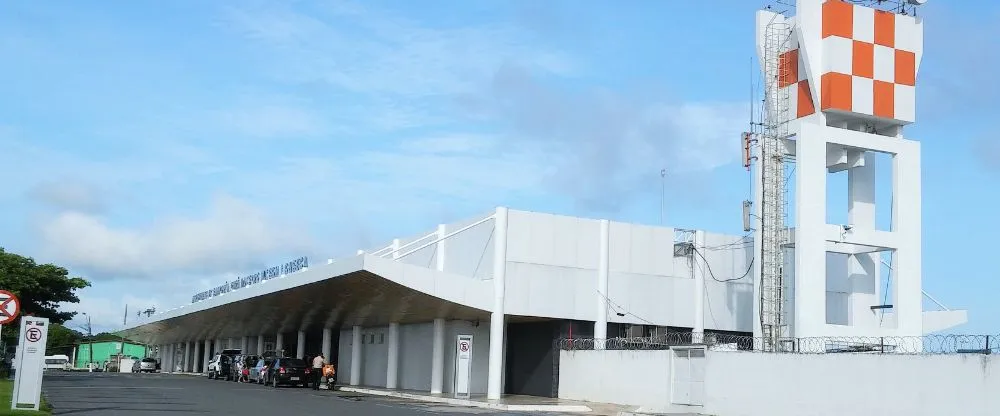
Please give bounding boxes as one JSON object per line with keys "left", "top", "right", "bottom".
{"left": 556, "top": 333, "right": 1000, "bottom": 355}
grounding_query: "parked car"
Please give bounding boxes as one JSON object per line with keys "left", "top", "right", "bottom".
{"left": 265, "top": 357, "right": 311, "bottom": 387}
{"left": 207, "top": 349, "right": 242, "bottom": 380}
{"left": 250, "top": 357, "right": 274, "bottom": 384}
{"left": 132, "top": 357, "right": 158, "bottom": 373}
{"left": 43, "top": 355, "right": 70, "bottom": 371}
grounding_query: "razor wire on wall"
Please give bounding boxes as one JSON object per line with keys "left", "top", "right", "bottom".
{"left": 557, "top": 332, "right": 1000, "bottom": 354}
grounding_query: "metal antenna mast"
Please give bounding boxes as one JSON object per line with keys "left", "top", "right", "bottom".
{"left": 759, "top": 16, "right": 793, "bottom": 352}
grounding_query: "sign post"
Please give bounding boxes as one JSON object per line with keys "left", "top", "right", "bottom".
{"left": 453, "top": 335, "right": 474, "bottom": 399}
{"left": 12, "top": 316, "right": 48, "bottom": 411}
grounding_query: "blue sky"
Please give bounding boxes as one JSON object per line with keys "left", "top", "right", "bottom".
{"left": 0, "top": 0, "right": 997, "bottom": 333}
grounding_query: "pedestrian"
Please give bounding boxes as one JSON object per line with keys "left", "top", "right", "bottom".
{"left": 311, "top": 353, "right": 326, "bottom": 390}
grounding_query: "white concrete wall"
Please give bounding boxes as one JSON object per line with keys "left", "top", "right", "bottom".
{"left": 559, "top": 349, "right": 1000, "bottom": 416}
{"left": 337, "top": 320, "right": 491, "bottom": 394}
{"left": 506, "top": 209, "right": 754, "bottom": 332}
{"left": 558, "top": 350, "right": 673, "bottom": 409}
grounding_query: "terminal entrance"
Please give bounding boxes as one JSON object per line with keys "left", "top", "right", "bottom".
{"left": 504, "top": 319, "right": 593, "bottom": 398}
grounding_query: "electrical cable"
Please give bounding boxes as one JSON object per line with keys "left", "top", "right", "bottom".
{"left": 693, "top": 247, "right": 754, "bottom": 283}
{"left": 594, "top": 290, "right": 657, "bottom": 327}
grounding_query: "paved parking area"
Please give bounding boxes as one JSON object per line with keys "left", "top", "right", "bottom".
{"left": 41, "top": 371, "right": 577, "bottom": 416}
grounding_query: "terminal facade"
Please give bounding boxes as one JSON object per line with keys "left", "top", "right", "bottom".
{"left": 122, "top": 207, "right": 761, "bottom": 398}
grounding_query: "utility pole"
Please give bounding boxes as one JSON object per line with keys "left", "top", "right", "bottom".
{"left": 81, "top": 313, "right": 94, "bottom": 372}
{"left": 660, "top": 168, "right": 667, "bottom": 226}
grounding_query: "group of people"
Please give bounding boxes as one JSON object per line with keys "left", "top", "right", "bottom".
{"left": 234, "top": 356, "right": 253, "bottom": 383}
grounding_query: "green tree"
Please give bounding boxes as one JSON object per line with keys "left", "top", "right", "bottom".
{"left": 45, "top": 323, "right": 83, "bottom": 356}
{"left": 0, "top": 247, "right": 90, "bottom": 346}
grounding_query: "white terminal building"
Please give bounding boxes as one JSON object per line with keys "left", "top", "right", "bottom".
{"left": 120, "top": 0, "right": 967, "bottom": 403}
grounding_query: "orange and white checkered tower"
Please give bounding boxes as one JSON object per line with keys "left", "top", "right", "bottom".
{"left": 750, "top": 0, "right": 964, "bottom": 349}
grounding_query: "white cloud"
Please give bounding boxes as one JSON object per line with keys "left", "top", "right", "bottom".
{"left": 27, "top": 179, "right": 107, "bottom": 213}
{"left": 39, "top": 195, "right": 314, "bottom": 279}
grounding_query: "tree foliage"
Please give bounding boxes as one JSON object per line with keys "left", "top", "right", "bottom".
{"left": 0, "top": 247, "right": 90, "bottom": 345}
{"left": 46, "top": 323, "right": 83, "bottom": 355}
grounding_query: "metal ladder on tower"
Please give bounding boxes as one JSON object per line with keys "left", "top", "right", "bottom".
{"left": 759, "top": 18, "right": 792, "bottom": 352}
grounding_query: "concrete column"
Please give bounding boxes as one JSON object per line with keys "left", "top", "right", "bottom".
{"left": 202, "top": 339, "right": 211, "bottom": 374}
{"left": 215, "top": 338, "right": 222, "bottom": 354}
{"left": 71, "top": 346, "right": 77, "bottom": 368}
{"left": 893, "top": 141, "right": 923, "bottom": 337}
{"left": 693, "top": 230, "right": 706, "bottom": 344}
{"left": 350, "top": 326, "right": 362, "bottom": 386}
{"left": 185, "top": 342, "right": 193, "bottom": 372}
{"left": 321, "top": 329, "right": 332, "bottom": 362}
{"left": 487, "top": 206, "right": 509, "bottom": 400}
{"left": 160, "top": 345, "right": 167, "bottom": 373}
{"left": 392, "top": 238, "right": 401, "bottom": 260}
{"left": 436, "top": 224, "right": 446, "bottom": 271}
{"left": 430, "top": 319, "right": 445, "bottom": 394}
{"left": 595, "top": 219, "right": 610, "bottom": 349}
{"left": 241, "top": 336, "right": 248, "bottom": 353}
{"left": 166, "top": 344, "right": 174, "bottom": 373}
{"left": 176, "top": 343, "right": 183, "bottom": 372}
{"left": 276, "top": 333, "right": 285, "bottom": 356}
{"left": 297, "top": 330, "right": 306, "bottom": 359}
{"left": 193, "top": 341, "right": 201, "bottom": 373}
{"left": 257, "top": 335, "right": 265, "bottom": 355}
{"left": 794, "top": 131, "right": 828, "bottom": 340}
{"left": 386, "top": 322, "right": 399, "bottom": 389}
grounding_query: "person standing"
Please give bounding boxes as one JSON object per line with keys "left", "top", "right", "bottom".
{"left": 311, "top": 353, "right": 326, "bottom": 390}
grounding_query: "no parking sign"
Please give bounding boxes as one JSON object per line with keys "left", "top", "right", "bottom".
{"left": 12, "top": 316, "right": 49, "bottom": 411}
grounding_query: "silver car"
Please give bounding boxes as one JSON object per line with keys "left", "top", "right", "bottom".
{"left": 132, "top": 357, "right": 158, "bottom": 373}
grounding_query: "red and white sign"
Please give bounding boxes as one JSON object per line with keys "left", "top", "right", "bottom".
{"left": 0, "top": 290, "right": 20, "bottom": 325}
{"left": 460, "top": 341, "right": 470, "bottom": 353}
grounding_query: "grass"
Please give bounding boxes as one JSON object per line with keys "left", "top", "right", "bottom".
{"left": 0, "top": 379, "right": 52, "bottom": 415}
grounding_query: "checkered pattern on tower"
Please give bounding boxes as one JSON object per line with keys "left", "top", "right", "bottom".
{"left": 777, "top": 0, "right": 923, "bottom": 124}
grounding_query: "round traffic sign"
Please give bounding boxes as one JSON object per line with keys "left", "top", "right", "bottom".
{"left": 26, "top": 327, "right": 42, "bottom": 342}
{"left": 460, "top": 341, "right": 469, "bottom": 352}
{"left": 0, "top": 290, "right": 20, "bottom": 325}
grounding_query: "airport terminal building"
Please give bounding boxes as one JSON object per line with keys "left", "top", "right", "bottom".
{"left": 120, "top": 207, "right": 759, "bottom": 399}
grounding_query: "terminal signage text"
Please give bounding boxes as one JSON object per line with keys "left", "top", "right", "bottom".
{"left": 191, "top": 257, "right": 308, "bottom": 303}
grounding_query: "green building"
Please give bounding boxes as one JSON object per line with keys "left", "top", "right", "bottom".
{"left": 75, "top": 341, "right": 149, "bottom": 369}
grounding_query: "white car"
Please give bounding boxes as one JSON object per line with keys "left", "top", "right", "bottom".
{"left": 132, "top": 357, "right": 158, "bottom": 373}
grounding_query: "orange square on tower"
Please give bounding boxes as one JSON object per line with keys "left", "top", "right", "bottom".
{"left": 852, "top": 41, "right": 874, "bottom": 78}
{"left": 874, "top": 10, "right": 895, "bottom": 47}
{"left": 895, "top": 50, "right": 916, "bottom": 86}
{"left": 873, "top": 80, "right": 895, "bottom": 119}
{"left": 821, "top": 72, "right": 852, "bottom": 111}
{"left": 822, "top": 0, "right": 853, "bottom": 39}
{"left": 779, "top": 49, "right": 799, "bottom": 88}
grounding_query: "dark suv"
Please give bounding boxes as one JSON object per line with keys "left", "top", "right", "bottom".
{"left": 266, "top": 358, "right": 311, "bottom": 388}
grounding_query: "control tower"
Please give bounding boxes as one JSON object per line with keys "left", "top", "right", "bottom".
{"left": 749, "top": 0, "right": 966, "bottom": 350}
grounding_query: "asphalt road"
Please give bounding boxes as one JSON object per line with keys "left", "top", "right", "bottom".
{"left": 40, "top": 371, "right": 565, "bottom": 416}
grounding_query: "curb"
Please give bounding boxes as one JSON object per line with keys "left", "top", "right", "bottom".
{"left": 338, "top": 386, "right": 592, "bottom": 412}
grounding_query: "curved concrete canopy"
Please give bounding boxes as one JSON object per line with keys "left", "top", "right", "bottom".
{"left": 119, "top": 255, "right": 495, "bottom": 345}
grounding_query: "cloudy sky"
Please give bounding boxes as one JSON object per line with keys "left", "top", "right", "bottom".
{"left": 1, "top": 0, "right": 998, "bottom": 334}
